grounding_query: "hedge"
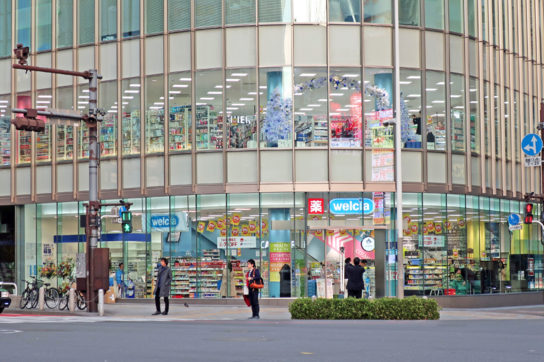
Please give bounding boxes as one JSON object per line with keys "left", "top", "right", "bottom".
{"left": 289, "top": 297, "right": 440, "bottom": 320}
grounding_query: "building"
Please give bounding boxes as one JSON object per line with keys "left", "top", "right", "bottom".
{"left": 0, "top": 1, "right": 543, "bottom": 300}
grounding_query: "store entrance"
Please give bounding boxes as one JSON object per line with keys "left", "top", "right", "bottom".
{"left": 306, "top": 227, "right": 382, "bottom": 299}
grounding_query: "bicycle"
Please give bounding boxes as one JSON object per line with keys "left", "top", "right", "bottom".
{"left": 58, "top": 284, "right": 87, "bottom": 311}
{"left": 19, "top": 276, "right": 40, "bottom": 309}
{"left": 43, "top": 281, "right": 60, "bottom": 309}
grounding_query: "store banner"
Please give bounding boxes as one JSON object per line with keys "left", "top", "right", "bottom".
{"left": 420, "top": 235, "right": 445, "bottom": 248}
{"left": 217, "top": 236, "right": 257, "bottom": 249}
{"left": 329, "top": 198, "right": 375, "bottom": 215}
{"left": 148, "top": 212, "right": 189, "bottom": 232}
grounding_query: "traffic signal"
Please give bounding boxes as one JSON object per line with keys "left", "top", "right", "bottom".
{"left": 524, "top": 203, "right": 534, "bottom": 224}
{"left": 121, "top": 211, "right": 132, "bottom": 233}
{"left": 11, "top": 108, "right": 45, "bottom": 132}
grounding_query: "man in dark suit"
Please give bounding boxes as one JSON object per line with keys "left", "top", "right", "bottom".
{"left": 346, "top": 257, "right": 364, "bottom": 299}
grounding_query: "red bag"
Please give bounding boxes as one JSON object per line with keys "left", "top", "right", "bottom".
{"left": 444, "top": 288, "right": 456, "bottom": 295}
{"left": 243, "top": 294, "right": 251, "bottom": 307}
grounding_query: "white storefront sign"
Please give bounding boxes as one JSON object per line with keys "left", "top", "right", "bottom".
{"left": 217, "top": 236, "right": 257, "bottom": 249}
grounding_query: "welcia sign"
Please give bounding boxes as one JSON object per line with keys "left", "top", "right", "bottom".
{"left": 329, "top": 198, "right": 375, "bottom": 215}
{"left": 150, "top": 215, "right": 179, "bottom": 229}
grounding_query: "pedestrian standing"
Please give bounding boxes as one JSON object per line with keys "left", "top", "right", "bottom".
{"left": 153, "top": 258, "right": 172, "bottom": 316}
{"left": 346, "top": 257, "right": 364, "bottom": 299}
{"left": 344, "top": 258, "right": 353, "bottom": 293}
{"left": 116, "top": 262, "right": 126, "bottom": 298}
{"left": 246, "top": 259, "right": 261, "bottom": 320}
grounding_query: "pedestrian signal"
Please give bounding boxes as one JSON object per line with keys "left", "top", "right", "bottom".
{"left": 524, "top": 203, "right": 534, "bottom": 224}
{"left": 121, "top": 211, "right": 132, "bottom": 233}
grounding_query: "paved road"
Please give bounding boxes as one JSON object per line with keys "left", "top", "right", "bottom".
{"left": 0, "top": 318, "right": 543, "bottom": 362}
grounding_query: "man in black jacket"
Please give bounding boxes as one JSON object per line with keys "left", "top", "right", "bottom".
{"left": 346, "top": 257, "right": 364, "bottom": 299}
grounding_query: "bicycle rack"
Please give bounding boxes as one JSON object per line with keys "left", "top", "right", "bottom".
{"left": 0, "top": 282, "right": 18, "bottom": 296}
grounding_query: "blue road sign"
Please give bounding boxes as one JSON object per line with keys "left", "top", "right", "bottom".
{"left": 119, "top": 205, "right": 127, "bottom": 218}
{"left": 508, "top": 213, "right": 520, "bottom": 226}
{"left": 521, "top": 133, "right": 543, "bottom": 156}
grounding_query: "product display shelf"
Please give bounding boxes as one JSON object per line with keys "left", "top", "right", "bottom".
{"left": 452, "top": 116, "right": 464, "bottom": 150}
{"left": 79, "top": 126, "right": 90, "bottom": 158}
{"left": 0, "top": 118, "right": 11, "bottom": 165}
{"left": 230, "top": 260, "right": 245, "bottom": 298}
{"left": 100, "top": 119, "right": 116, "bottom": 156}
{"left": 36, "top": 126, "right": 50, "bottom": 161}
{"left": 19, "top": 131, "right": 32, "bottom": 163}
{"left": 56, "top": 126, "right": 74, "bottom": 160}
{"left": 196, "top": 105, "right": 222, "bottom": 149}
{"left": 295, "top": 116, "right": 328, "bottom": 147}
{"left": 170, "top": 106, "right": 191, "bottom": 151}
{"left": 122, "top": 110, "right": 141, "bottom": 154}
{"left": 169, "top": 252, "right": 224, "bottom": 299}
{"left": 146, "top": 109, "right": 165, "bottom": 153}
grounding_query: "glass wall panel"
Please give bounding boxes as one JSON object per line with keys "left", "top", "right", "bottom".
{"left": 17, "top": 93, "right": 31, "bottom": 164}
{"left": 293, "top": 0, "right": 326, "bottom": 23}
{"left": 402, "top": 193, "right": 423, "bottom": 296}
{"left": 422, "top": 193, "right": 447, "bottom": 294}
{"left": 100, "top": 81, "right": 118, "bottom": 157}
{"left": 36, "top": 203, "right": 58, "bottom": 288}
{"left": 469, "top": 77, "right": 479, "bottom": 153}
{"left": 146, "top": 0, "right": 163, "bottom": 34}
{"left": 448, "top": 0, "right": 463, "bottom": 33}
{"left": 226, "top": 69, "right": 257, "bottom": 149}
{"left": 195, "top": 0, "right": 222, "bottom": 28}
{"left": 169, "top": 72, "right": 192, "bottom": 151}
{"left": 483, "top": 81, "right": 489, "bottom": 155}
{"left": 35, "top": 89, "right": 52, "bottom": 163}
{"left": 446, "top": 194, "right": 471, "bottom": 294}
{"left": 57, "top": 0, "right": 73, "bottom": 48}
{"left": 450, "top": 73, "right": 465, "bottom": 152}
{"left": 226, "top": 0, "right": 256, "bottom": 24}
{"left": 424, "top": 0, "right": 444, "bottom": 30}
{"left": 56, "top": 87, "right": 74, "bottom": 160}
{"left": 56, "top": 202, "right": 79, "bottom": 292}
{"left": 0, "top": 2, "right": 11, "bottom": 57}
{"left": 101, "top": 0, "right": 117, "bottom": 41}
{"left": 294, "top": 68, "right": 328, "bottom": 148}
{"left": 364, "top": 68, "right": 394, "bottom": 149}
{"left": 504, "top": 88, "right": 510, "bottom": 160}
{"left": 513, "top": 91, "right": 519, "bottom": 162}
{"left": 17, "top": 0, "right": 32, "bottom": 47}
{"left": 79, "top": 0, "right": 95, "bottom": 45}
{"left": 399, "top": 0, "right": 419, "bottom": 26}
{"left": 259, "top": 67, "right": 293, "bottom": 148}
{"left": 364, "top": 0, "right": 391, "bottom": 24}
{"left": 0, "top": 95, "right": 11, "bottom": 165}
{"left": 494, "top": 85, "right": 500, "bottom": 157}
{"left": 425, "top": 71, "right": 446, "bottom": 150}
{"left": 329, "top": 68, "right": 362, "bottom": 148}
{"left": 145, "top": 75, "right": 165, "bottom": 153}
{"left": 329, "top": 0, "right": 360, "bottom": 22}
{"left": 36, "top": 0, "right": 52, "bottom": 52}
{"left": 400, "top": 69, "right": 422, "bottom": 149}
{"left": 465, "top": 195, "right": 481, "bottom": 292}
{"left": 122, "top": 78, "right": 141, "bottom": 155}
{"left": 168, "top": 0, "right": 190, "bottom": 31}
{"left": 77, "top": 85, "right": 90, "bottom": 158}
{"left": 122, "top": 0, "right": 140, "bottom": 37}
{"left": 258, "top": 0, "right": 291, "bottom": 22}
{"left": 195, "top": 70, "right": 223, "bottom": 150}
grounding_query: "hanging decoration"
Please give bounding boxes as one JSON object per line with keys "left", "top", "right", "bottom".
{"left": 261, "top": 90, "right": 293, "bottom": 145}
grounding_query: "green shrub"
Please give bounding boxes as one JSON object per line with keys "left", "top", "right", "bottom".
{"left": 289, "top": 297, "right": 440, "bottom": 320}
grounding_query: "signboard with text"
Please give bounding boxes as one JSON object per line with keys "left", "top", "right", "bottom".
{"left": 217, "top": 236, "right": 257, "bottom": 249}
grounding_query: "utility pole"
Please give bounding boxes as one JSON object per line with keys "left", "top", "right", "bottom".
{"left": 12, "top": 44, "right": 103, "bottom": 312}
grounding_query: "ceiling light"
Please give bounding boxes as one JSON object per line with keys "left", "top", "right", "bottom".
{"left": 38, "top": 95, "right": 52, "bottom": 98}
{"left": 294, "top": 112, "right": 306, "bottom": 115}
{"left": 239, "top": 98, "right": 254, "bottom": 101}
{"left": 226, "top": 78, "right": 240, "bottom": 82}
{"left": 130, "top": 84, "right": 141, "bottom": 87}
{"left": 231, "top": 103, "right": 245, "bottom": 106}
{"left": 169, "top": 90, "right": 181, "bottom": 94}
{"left": 231, "top": 73, "right": 247, "bottom": 77}
{"left": 307, "top": 104, "right": 320, "bottom": 107}
{"left": 299, "top": 73, "right": 317, "bottom": 77}
{"left": 294, "top": 92, "right": 303, "bottom": 96}
{"left": 342, "top": 74, "right": 359, "bottom": 77}
{"left": 196, "top": 102, "right": 206, "bottom": 106}
{"left": 208, "top": 91, "right": 222, "bottom": 95}
{"left": 248, "top": 92, "right": 257, "bottom": 95}
{"left": 426, "top": 88, "right": 437, "bottom": 91}
{"left": 436, "top": 81, "right": 445, "bottom": 85}
{"left": 226, "top": 107, "right": 239, "bottom": 110}
{"left": 179, "top": 77, "right": 192, "bottom": 81}
{"left": 329, "top": 112, "right": 340, "bottom": 116}
{"left": 330, "top": 93, "right": 344, "bottom": 96}
{"left": 470, "top": 101, "right": 478, "bottom": 104}
{"left": 124, "top": 90, "right": 139, "bottom": 94}
{"left": 122, "top": 96, "right": 134, "bottom": 99}
{"left": 407, "top": 75, "right": 421, "bottom": 79}
{"left": 300, "top": 108, "right": 313, "bottom": 111}
{"left": 432, "top": 100, "right": 445, "bottom": 103}
{"left": 318, "top": 99, "right": 328, "bottom": 102}
{"left": 337, "top": 108, "right": 348, "bottom": 112}
{"left": 173, "top": 84, "right": 189, "bottom": 88}
{"left": 0, "top": 100, "right": 8, "bottom": 103}
{"left": 154, "top": 102, "right": 164, "bottom": 105}
{"left": 408, "top": 109, "right": 420, "bottom": 112}
{"left": 407, "top": 94, "right": 421, "bottom": 97}
{"left": 469, "top": 88, "right": 477, "bottom": 92}
{"left": 36, "top": 100, "right": 51, "bottom": 104}
{"left": 450, "top": 94, "right": 462, "bottom": 98}
{"left": 259, "top": 86, "right": 267, "bottom": 89}
{"left": 200, "top": 97, "right": 214, "bottom": 100}
{"left": 77, "top": 101, "right": 88, "bottom": 104}
{"left": 399, "top": 81, "right": 412, "bottom": 85}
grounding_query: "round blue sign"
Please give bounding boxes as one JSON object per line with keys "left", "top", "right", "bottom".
{"left": 521, "top": 134, "right": 543, "bottom": 156}
{"left": 507, "top": 213, "right": 520, "bottom": 226}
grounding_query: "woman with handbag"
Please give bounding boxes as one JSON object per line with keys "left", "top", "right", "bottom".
{"left": 246, "top": 259, "right": 262, "bottom": 320}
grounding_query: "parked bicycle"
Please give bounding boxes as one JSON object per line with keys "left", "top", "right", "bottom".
{"left": 19, "top": 276, "right": 60, "bottom": 309}
{"left": 58, "top": 282, "right": 87, "bottom": 311}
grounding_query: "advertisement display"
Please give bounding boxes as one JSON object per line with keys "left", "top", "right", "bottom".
{"left": 217, "top": 236, "right": 257, "bottom": 249}
{"left": 269, "top": 242, "right": 291, "bottom": 282}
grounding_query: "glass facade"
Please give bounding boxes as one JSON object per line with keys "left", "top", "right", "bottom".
{"left": 2, "top": 0, "right": 544, "bottom": 301}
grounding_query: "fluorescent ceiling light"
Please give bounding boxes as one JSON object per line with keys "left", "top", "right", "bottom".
{"left": 342, "top": 74, "right": 359, "bottom": 77}
{"left": 130, "top": 84, "right": 141, "bottom": 87}
{"left": 38, "top": 95, "right": 52, "bottom": 98}
{"left": 248, "top": 92, "right": 257, "bottom": 95}
{"left": 208, "top": 91, "right": 222, "bottom": 95}
{"left": 408, "top": 109, "right": 420, "bottom": 112}
{"left": 196, "top": 102, "right": 206, "bottom": 106}
{"left": 231, "top": 103, "right": 245, "bottom": 106}
{"left": 154, "top": 102, "right": 164, "bottom": 105}
{"left": 345, "top": 105, "right": 357, "bottom": 108}
{"left": 299, "top": 73, "right": 316, "bottom": 77}
{"left": 407, "top": 75, "right": 421, "bottom": 79}
{"left": 337, "top": 108, "right": 348, "bottom": 112}
{"left": 426, "top": 88, "right": 437, "bottom": 91}
{"left": 36, "top": 101, "right": 51, "bottom": 104}
{"left": 259, "top": 86, "right": 267, "bottom": 89}
{"left": 226, "top": 107, "right": 239, "bottom": 110}
{"left": 330, "top": 93, "right": 344, "bottom": 96}
{"left": 450, "top": 94, "right": 462, "bottom": 98}
{"left": 36, "top": 105, "right": 48, "bottom": 108}
{"left": 294, "top": 92, "right": 303, "bottom": 96}
{"left": 169, "top": 90, "right": 181, "bottom": 94}
{"left": 231, "top": 73, "right": 247, "bottom": 77}
{"left": 122, "top": 96, "right": 134, "bottom": 99}
{"left": 82, "top": 89, "right": 89, "bottom": 93}
{"left": 470, "top": 101, "right": 478, "bottom": 104}
{"left": 122, "top": 102, "right": 129, "bottom": 105}
{"left": 149, "top": 106, "right": 162, "bottom": 110}
{"left": 0, "top": 105, "right": 7, "bottom": 108}
{"left": 78, "top": 95, "right": 89, "bottom": 99}
{"left": 77, "top": 101, "right": 88, "bottom": 104}
{"left": 329, "top": 112, "right": 340, "bottom": 116}
{"left": 179, "top": 78, "right": 192, "bottom": 81}
{"left": 200, "top": 97, "right": 214, "bottom": 100}
{"left": 0, "top": 100, "right": 8, "bottom": 103}
{"left": 173, "top": 84, "right": 189, "bottom": 88}
{"left": 454, "top": 106, "right": 465, "bottom": 109}
{"left": 407, "top": 94, "right": 421, "bottom": 98}
{"left": 469, "top": 88, "right": 477, "bottom": 92}
{"left": 300, "top": 108, "right": 313, "bottom": 111}
{"left": 318, "top": 99, "right": 328, "bottom": 102}
{"left": 364, "top": 99, "right": 371, "bottom": 102}
{"left": 124, "top": 90, "right": 139, "bottom": 94}
{"left": 399, "top": 81, "right": 412, "bottom": 85}
{"left": 226, "top": 78, "right": 240, "bottom": 82}
{"left": 107, "top": 110, "right": 116, "bottom": 113}
{"left": 239, "top": 98, "right": 254, "bottom": 101}
{"left": 432, "top": 100, "right": 445, "bottom": 103}
{"left": 436, "top": 81, "right": 445, "bottom": 85}
{"left": 307, "top": 104, "right": 320, "bottom": 107}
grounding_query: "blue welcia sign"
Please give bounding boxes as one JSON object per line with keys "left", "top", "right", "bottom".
{"left": 150, "top": 215, "right": 179, "bottom": 229}
{"left": 329, "top": 198, "right": 375, "bottom": 215}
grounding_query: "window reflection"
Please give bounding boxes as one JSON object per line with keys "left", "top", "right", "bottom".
{"left": 145, "top": 75, "right": 164, "bottom": 153}
{"left": 293, "top": 0, "right": 326, "bottom": 23}
{"left": 294, "top": 68, "right": 328, "bottom": 148}
{"left": 196, "top": 70, "right": 223, "bottom": 150}
{"left": 425, "top": 71, "right": 446, "bottom": 151}
{"left": 400, "top": 70, "right": 422, "bottom": 149}
{"left": 122, "top": 79, "right": 141, "bottom": 155}
{"left": 364, "top": 68, "right": 393, "bottom": 149}
{"left": 364, "top": 0, "right": 392, "bottom": 24}
{"left": 169, "top": 72, "right": 192, "bottom": 151}
{"left": 226, "top": 0, "right": 256, "bottom": 24}
{"left": 100, "top": 81, "right": 117, "bottom": 157}
{"left": 329, "top": 69, "right": 362, "bottom": 148}
{"left": 469, "top": 78, "right": 479, "bottom": 153}
{"left": 56, "top": 87, "right": 74, "bottom": 161}
{"left": 36, "top": 0, "right": 52, "bottom": 51}
{"left": 424, "top": 0, "right": 444, "bottom": 30}
{"left": 100, "top": 0, "right": 117, "bottom": 41}
{"left": 450, "top": 73, "right": 465, "bottom": 152}
{"left": 329, "top": 0, "right": 360, "bottom": 22}
{"left": 259, "top": 0, "right": 291, "bottom": 22}
{"left": 399, "top": 0, "right": 419, "bottom": 26}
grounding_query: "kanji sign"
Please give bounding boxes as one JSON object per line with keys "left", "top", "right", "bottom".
{"left": 524, "top": 155, "right": 541, "bottom": 167}
{"left": 308, "top": 198, "right": 325, "bottom": 215}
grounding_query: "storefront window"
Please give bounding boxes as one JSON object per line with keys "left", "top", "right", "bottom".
{"left": 101, "top": 0, "right": 117, "bottom": 41}
{"left": 400, "top": 69, "right": 422, "bottom": 149}
{"left": 56, "top": 87, "right": 74, "bottom": 161}
{"left": 36, "top": 203, "right": 58, "bottom": 287}
{"left": 36, "top": 89, "right": 52, "bottom": 162}
{"left": 446, "top": 194, "right": 471, "bottom": 295}
{"left": 293, "top": 0, "right": 326, "bottom": 23}
{"left": 17, "top": 93, "right": 31, "bottom": 164}
{"left": 258, "top": 0, "right": 290, "bottom": 22}
{"left": 422, "top": 193, "right": 447, "bottom": 294}
{"left": 36, "top": 0, "right": 52, "bottom": 52}
{"left": 78, "top": 85, "right": 90, "bottom": 158}
{"left": 399, "top": 0, "right": 419, "bottom": 26}
{"left": 0, "top": 95, "right": 11, "bottom": 165}
{"left": 226, "top": 0, "right": 256, "bottom": 24}
{"left": 168, "top": 0, "right": 190, "bottom": 31}
{"left": 329, "top": 0, "right": 360, "bottom": 22}
{"left": 403, "top": 192, "right": 423, "bottom": 295}
{"left": 0, "top": 2, "right": 11, "bottom": 57}
{"left": 122, "top": 0, "right": 140, "bottom": 38}
{"left": 450, "top": 73, "right": 465, "bottom": 152}
{"left": 294, "top": 68, "right": 328, "bottom": 148}
{"left": 169, "top": 72, "right": 192, "bottom": 151}
{"left": 17, "top": 0, "right": 32, "bottom": 48}
{"left": 79, "top": 0, "right": 95, "bottom": 45}
{"left": 425, "top": 71, "right": 446, "bottom": 151}
{"left": 448, "top": 0, "right": 463, "bottom": 33}
{"left": 227, "top": 69, "right": 257, "bottom": 149}
{"left": 469, "top": 77, "right": 479, "bottom": 153}
{"left": 364, "top": 68, "right": 394, "bottom": 149}
{"left": 364, "top": 0, "right": 391, "bottom": 24}
{"left": 145, "top": 75, "right": 165, "bottom": 154}
{"left": 329, "top": 68, "right": 362, "bottom": 148}
{"left": 195, "top": 0, "right": 222, "bottom": 28}
{"left": 424, "top": 0, "right": 444, "bottom": 30}
{"left": 57, "top": 0, "right": 73, "bottom": 48}
{"left": 100, "top": 81, "right": 118, "bottom": 157}
{"left": 196, "top": 70, "right": 223, "bottom": 150}
{"left": 56, "top": 202, "right": 79, "bottom": 290}
{"left": 260, "top": 67, "right": 293, "bottom": 148}
{"left": 122, "top": 78, "right": 141, "bottom": 155}
{"left": 145, "top": 0, "right": 163, "bottom": 34}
